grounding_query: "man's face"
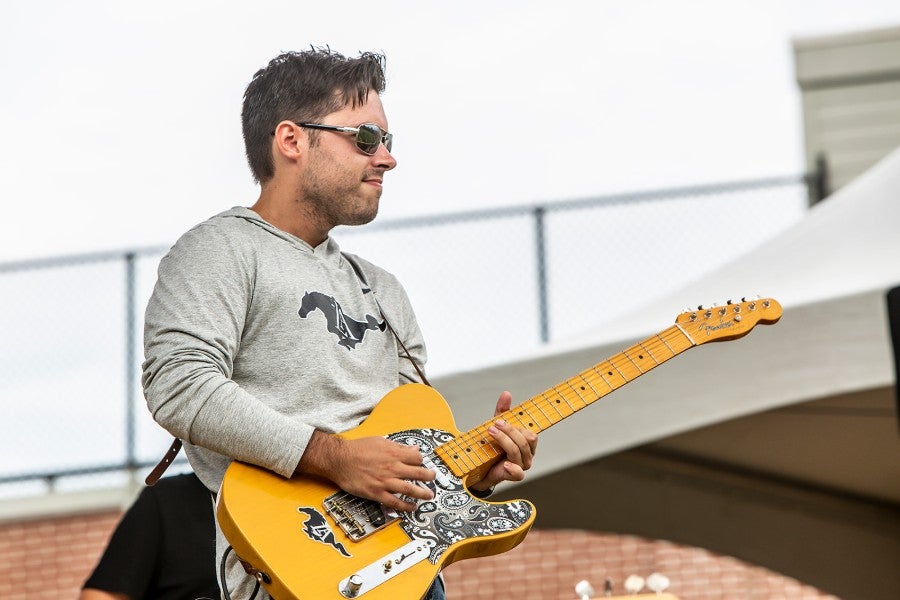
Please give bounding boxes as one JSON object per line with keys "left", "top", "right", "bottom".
{"left": 299, "top": 93, "right": 397, "bottom": 230}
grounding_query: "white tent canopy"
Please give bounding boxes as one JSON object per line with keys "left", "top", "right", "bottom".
{"left": 433, "top": 146, "right": 900, "bottom": 482}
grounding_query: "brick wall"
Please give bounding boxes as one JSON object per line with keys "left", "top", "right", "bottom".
{"left": 442, "top": 529, "right": 838, "bottom": 599}
{"left": 1, "top": 512, "right": 836, "bottom": 599}
{"left": 0, "top": 510, "right": 119, "bottom": 600}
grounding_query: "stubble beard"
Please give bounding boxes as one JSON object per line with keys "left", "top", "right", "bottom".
{"left": 301, "top": 168, "right": 381, "bottom": 230}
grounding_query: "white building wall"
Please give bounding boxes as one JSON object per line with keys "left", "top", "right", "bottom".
{"left": 794, "top": 25, "right": 900, "bottom": 195}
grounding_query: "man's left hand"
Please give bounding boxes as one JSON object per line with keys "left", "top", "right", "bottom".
{"left": 470, "top": 391, "right": 538, "bottom": 492}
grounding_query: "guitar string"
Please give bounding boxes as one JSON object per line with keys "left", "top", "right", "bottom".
{"left": 435, "top": 325, "right": 692, "bottom": 473}
{"left": 450, "top": 300, "right": 766, "bottom": 465}
{"left": 456, "top": 330, "right": 680, "bottom": 446}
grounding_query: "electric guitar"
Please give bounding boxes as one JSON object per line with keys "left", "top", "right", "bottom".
{"left": 217, "top": 298, "right": 782, "bottom": 599}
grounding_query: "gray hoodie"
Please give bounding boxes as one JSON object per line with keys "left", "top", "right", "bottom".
{"left": 142, "top": 206, "right": 427, "bottom": 493}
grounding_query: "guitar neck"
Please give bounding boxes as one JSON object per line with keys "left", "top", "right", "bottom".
{"left": 434, "top": 324, "right": 695, "bottom": 479}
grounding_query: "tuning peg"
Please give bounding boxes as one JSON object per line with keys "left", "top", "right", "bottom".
{"left": 726, "top": 299, "right": 733, "bottom": 305}
{"left": 575, "top": 579, "right": 595, "bottom": 600}
{"left": 604, "top": 578, "right": 613, "bottom": 597}
{"left": 623, "top": 574, "right": 645, "bottom": 594}
{"left": 646, "top": 572, "right": 670, "bottom": 593}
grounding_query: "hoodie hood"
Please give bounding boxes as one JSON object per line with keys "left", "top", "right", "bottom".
{"left": 216, "top": 206, "right": 343, "bottom": 260}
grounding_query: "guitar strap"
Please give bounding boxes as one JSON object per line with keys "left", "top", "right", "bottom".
{"left": 341, "top": 251, "right": 432, "bottom": 388}
{"left": 145, "top": 438, "right": 182, "bottom": 486}
{"left": 145, "top": 251, "right": 430, "bottom": 486}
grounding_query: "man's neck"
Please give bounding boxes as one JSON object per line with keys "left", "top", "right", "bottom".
{"left": 250, "top": 187, "right": 330, "bottom": 247}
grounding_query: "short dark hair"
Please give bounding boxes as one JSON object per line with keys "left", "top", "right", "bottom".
{"left": 241, "top": 47, "right": 387, "bottom": 183}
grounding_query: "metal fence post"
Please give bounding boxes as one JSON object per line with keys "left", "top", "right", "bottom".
{"left": 534, "top": 206, "right": 549, "bottom": 343}
{"left": 125, "top": 252, "right": 137, "bottom": 473}
{"left": 806, "top": 152, "right": 830, "bottom": 205}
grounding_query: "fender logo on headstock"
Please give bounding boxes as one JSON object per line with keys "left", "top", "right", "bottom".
{"left": 700, "top": 319, "right": 736, "bottom": 335}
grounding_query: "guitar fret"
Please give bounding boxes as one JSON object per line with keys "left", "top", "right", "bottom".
{"left": 601, "top": 362, "right": 627, "bottom": 388}
{"left": 532, "top": 400, "right": 554, "bottom": 426}
{"left": 624, "top": 351, "right": 645, "bottom": 373}
{"left": 553, "top": 382, "right": 588, "bottom": 410}
{"left": 472, "top": 435, "right": 493, "bottom": 464}
{"left": 579, "top": 373, "right": 602, "bottom": 398}
{"left": 544, "top": 390, "right": 576, "bottom": 418}
{"left": 446, "top": 439, "right": 478, "bottom": 471}
{"left": 513, "top": 404, "right": 534, "bottom": 429}
{"left": 555, "top": 389, "right": 578, "bottom": 412}
{"left": 651, "top": 335, "right": 674, "bottom": 357}
{"left": 657, "top": 334, "right": 676, "bottom": 356}
{"left": 595, "top": 368, "right": 615, "bottom": 391}
{"left": 435, "top": 446, "right": 466, "bottom": 477}
{"left": 619, "top": 352, "right": 642, "bottom": 379}
{"left": 547, "top": 388, "right": 575, "bottom": 413}
{"left": 476, "top": 431, "right": 500, "bottom": 460}
{"left": 564, "top": 380, "right": 586, "bottom": 403}
{"left": 562, "top": 384, "right": 584, "bottom": 413}
{"left": 507, "top": 409, "right": 530, "bottom": 430}
{"left": 530, "top": 401, "right": 553, "bottom": 429}
{"left": 456, "top": 434, "right": 480, "bottom": 466}
{"left": 543, "top": 391, "right": 567, "bottom": 419}
{"left": 639, "top": 342, "right": 660, "bottom": 365}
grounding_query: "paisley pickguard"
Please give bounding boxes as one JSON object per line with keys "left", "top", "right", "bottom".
{"left": 389, "top": 428, "right": 534, "bottom": 564}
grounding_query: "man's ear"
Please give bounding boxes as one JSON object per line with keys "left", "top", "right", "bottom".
{"left": 272, "top": 121, "right": 306, "bottom": 163}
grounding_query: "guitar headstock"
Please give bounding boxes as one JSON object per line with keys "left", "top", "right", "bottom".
{"left": 676, "top": 297, "right": 782, "bottom": 345}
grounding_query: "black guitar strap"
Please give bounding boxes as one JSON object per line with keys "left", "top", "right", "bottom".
{"left": 146, "top": 252, "right": 431, "bottom": 486}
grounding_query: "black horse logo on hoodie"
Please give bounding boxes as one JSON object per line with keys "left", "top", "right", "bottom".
{"left": 298, "top": 291, "right": 385, "bottom": 350}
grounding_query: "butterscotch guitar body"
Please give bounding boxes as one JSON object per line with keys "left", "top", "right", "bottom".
{"left": 217, "top": 384, "right": 536, "bottom": 600}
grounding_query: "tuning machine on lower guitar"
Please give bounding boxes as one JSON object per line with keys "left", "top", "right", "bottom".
{"left": 574, "top": 572, "right": 673, "bottom": 598}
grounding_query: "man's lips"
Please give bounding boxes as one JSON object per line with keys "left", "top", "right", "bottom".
{"left": 363, "top": 178, "right": 383, "bottom": 188}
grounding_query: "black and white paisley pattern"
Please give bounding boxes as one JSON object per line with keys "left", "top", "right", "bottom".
{"left": 389, "top": 428, "right": 533, "bottom": 564}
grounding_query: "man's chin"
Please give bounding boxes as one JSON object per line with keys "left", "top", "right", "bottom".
{"left": 344, "top": 208, "right": 379, "bottom": 227}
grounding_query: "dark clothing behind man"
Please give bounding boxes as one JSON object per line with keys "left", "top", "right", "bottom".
{"left": 83, "top": 473, "right": 218, "bottom": 600}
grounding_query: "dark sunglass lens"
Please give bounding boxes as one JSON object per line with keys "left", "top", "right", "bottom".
{"left": 356, "top": 124, "right": 382, "bottom": 154}
{"left": 383, "top": 132, "right": 393, "bottom": 153}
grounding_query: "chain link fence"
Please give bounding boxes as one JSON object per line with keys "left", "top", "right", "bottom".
{"left": 0, "top": 174, "right": 810, "bottom": 497}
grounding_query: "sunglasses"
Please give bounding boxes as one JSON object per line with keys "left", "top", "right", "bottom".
{"left": 295, "top": 122, "right": 393, "bottom": 155}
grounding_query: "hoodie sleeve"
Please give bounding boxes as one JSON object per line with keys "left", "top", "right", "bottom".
{"left": 142, "top": 222, "right": 311, "bottom": 478}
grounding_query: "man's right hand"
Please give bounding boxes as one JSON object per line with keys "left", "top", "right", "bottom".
{"left": 296, "top": 430, "right": 435, "bottom": 512}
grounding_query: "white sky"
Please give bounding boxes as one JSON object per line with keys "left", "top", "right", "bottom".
{"left": 2, "top": 0, "right": 900, "bottom": 262}
{"left": 3, "top": 1, "right": 900, "bottom": 490}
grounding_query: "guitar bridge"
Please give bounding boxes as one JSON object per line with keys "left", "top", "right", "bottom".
{"left": 323, "top": 492, "right": 399, "bottom": 541}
